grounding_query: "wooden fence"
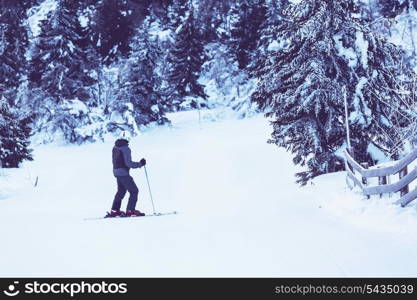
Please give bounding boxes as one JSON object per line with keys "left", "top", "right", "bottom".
{"left": 344, "top": 148, "right": 417, "bottom": 207}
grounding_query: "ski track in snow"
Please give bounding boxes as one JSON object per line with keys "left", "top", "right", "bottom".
{"left": 1, "top": 110, "right": 417, "bottom": 277}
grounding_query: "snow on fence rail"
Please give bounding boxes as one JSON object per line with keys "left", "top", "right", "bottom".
{"left": 344, "top": 148, "right": 417, "bottom": 207}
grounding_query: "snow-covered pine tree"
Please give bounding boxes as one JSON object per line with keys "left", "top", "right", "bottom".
{"left": 376, "top": 0, "right": 417, "bottom": 60}
{"left": 0, "top": 0, "right": 34, "bottom": 104}
{"left": 167, "top": 8, "right": 207, "bottom": 109}
{"left": 28, "top": 0, "right": 97, "bottom": 143}
{"left": 0, "top": 96, "right": 32, "bottom": 168}
{"left": 148, "top": 0, "right": 174, "bottom": 29}
{"left": 92, "top": 0, "right": 135, "bottom": 64}
{"left": 260, "top": 0, "right": 289, "bottom": 38}
{"left": 251, "top": 0, "right": 414, "bottom": 185}
{"left": 167, "top": 0, "right": 188, "bottom": 30}
{"left": 0, "top": 2, "right": 34, "bottom": 165}
{"left": 196, "top": 0, "right": 232, "bottom": 43}
{"left": 377, "top": 0, "right": 409, "bottom": 18}
{"left": 75, "top": 8, "right": 102, "bottom": 106}
{"left": 250, "top": 0, "right": 289, "bottom": 74}
{"left": 228, "top": 0, "right": 267, "bottom": 70}
{"left": 115, "top": 18, "right": 168, "bottom": 130}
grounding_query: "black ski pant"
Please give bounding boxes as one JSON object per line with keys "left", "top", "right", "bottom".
{"left": 112, "top": 175, "right": 139, "bottom": 211}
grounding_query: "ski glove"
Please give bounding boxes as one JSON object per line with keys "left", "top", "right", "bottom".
{"left": 139, "top": 158, "right": 146, "bottom": 167}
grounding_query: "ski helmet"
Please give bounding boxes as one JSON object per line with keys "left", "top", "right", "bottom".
{"left": 119, "top": 130, "right": 131, "bottom": 142}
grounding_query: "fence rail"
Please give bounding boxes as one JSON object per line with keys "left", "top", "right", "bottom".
{"left": 344, "top": 148, "right": 417, "bottom": 207}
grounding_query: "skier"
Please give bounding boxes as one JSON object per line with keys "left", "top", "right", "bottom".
{"left": 107, "top": 132, "right": 147, "bottom": 217}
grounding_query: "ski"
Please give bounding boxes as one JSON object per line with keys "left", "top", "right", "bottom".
{"left": 84, "top": 211, "right": 178, "bottom": 221}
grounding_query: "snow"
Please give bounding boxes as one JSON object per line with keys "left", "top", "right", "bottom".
{"left": 350, "top": 77, "right": 371, "bottom": 124}
{"left": 387, "top": 8, "right": 417, "bottom": 56}
{"left": 199, "top": 43, "right": 258, "bottom": 117}
{"left": 78, "top": 16, "right": 88, "bottom": 28}
{"left": 149, "top": 21, "right": 172, "bottom": 42}
{"left": 333, "top": 34, "right": 358, "bottom": 68}
{"left": 63, "top": 99, "right": 88, "bottom": 116}
{"left": 27, "top": 0, "right": 58, "bottom": 37}
{"left": 151, "top": 105, "right": 159, "bottom": 113}
{"left": 267, "top": 40, "right": 284, "bottom": 52}
{"left": 367, "top": 143, "right": 389, "bottom": 163}
{"left": 1, "top": 110, "right": 417, "bottom": 277}
{"left": 355, "top": 31, "right": 369, "bottom": 70}
{"left": 68, "top": 41, "right": 75, "bottom": 53}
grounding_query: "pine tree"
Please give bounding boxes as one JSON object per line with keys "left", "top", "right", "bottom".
{"left": 167, "top": 9, "right": 207, "bottom": 109}
{"left": 92, "top": 0, "right": 135, "bottom": 64}
{"left": 228, "top": 0, "right": 267, "bottom": 70}
{"left": 258, "top": 0, "right": 289, "bottom": 48}
{"left": 116, "top": 19, "right": 168, "bottom": 129}
{"left": 76, "top": 11, "right": 102, "bottom": 106}
{"left": 29, "top": 1, "right": 96, "bottom": 101}
{"left": 0, "top": 96, "right": 32, "bottom": 168}
{"left": 252, "top": 0, "right": 414, "bottom": 185}
{"left": 28, "top": 0, "right": 97, "bottom": 143}
{"left": 196, "top": 0, "right": 232, "bottom": 43}
{"left": 377, "top": 0, "right": 409, "bottom": 18}
{"left": 167, "top": 0, "right": 188, "bottom": 30}
{"left": 148, "top": 0, "right": 174, "bottom": 28}
{"left": 251, "top": 0, "right": 289, "bottom": 74}
{"left": 0, "top": 0, "right": 33, "bottom": 104}
{"left": 376, "top": 0, "right": 417, "bottom": 59}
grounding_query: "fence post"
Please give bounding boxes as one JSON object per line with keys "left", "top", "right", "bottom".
{"left": 360, "top": 162, "right": 370, "bottom": 199}
{"left": 387, "top": 173, "right": 391, "bottom": 198}
{"left": 399, "top": 166, "right": 409, "bottom": 197}
{"left": 378, "top": 174, "right": 387, "bottom": 198}
{"left": 360, "top": 162, "right": 368, "bottom": 186}
{"left": 346, "top": 148, "right": 355, "bottom": 174}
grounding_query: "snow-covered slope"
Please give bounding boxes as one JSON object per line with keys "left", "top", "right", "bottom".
{"left": 1, "top": 110, "right": 417, "bottom": 277}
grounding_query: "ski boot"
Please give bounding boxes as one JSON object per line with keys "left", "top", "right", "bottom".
{"left": 105, "top": 210, "right": 125, "bottom": 218}
{"left": 125, "top": 210, "right": 145, "bottom": 217}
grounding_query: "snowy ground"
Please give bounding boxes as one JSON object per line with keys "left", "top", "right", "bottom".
{"left": 1, "top": 110, "right": 417, "bottom": 277}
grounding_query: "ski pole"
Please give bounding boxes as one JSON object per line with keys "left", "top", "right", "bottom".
{"left": 144, "top": 165, "right": 156, "bottom": 214}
